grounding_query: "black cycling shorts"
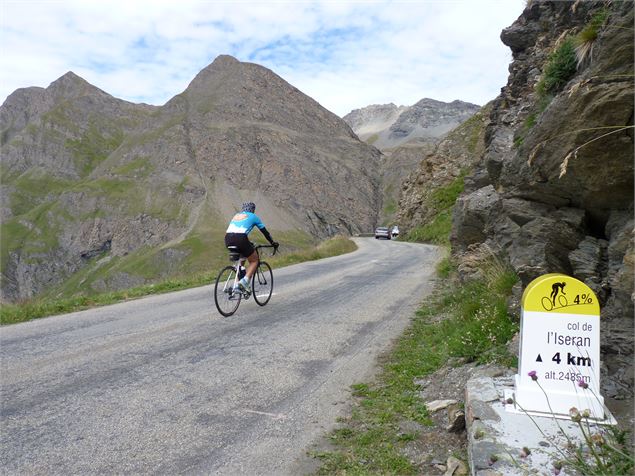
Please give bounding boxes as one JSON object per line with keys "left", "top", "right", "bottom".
{"left": 224, "top": 233, "right": 255, "bottom": 257}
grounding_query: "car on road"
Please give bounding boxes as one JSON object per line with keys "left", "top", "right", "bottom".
{"left": 374, "top": 227, "right": 391, "bottom": 240}
{"left": 391, "top": 225, "right": 400, "bottom": 238}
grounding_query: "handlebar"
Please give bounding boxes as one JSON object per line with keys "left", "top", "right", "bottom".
{"left": 255, "top": 243, "right": 279, "bottom": 256}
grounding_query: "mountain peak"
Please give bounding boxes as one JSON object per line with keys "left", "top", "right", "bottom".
{"left": 195, "top": 54, "right": 242, "bottom": 78}
{"left": 60, "top": 71, "right": 83, "bottom": 80}
{"left": 47, "top": 71, "right": 105, "bottom": 99}
{"left": 49, "top": 71, "right": 88, "bottom": 88}
{"left": 183, "top": 54, "right": 245, "bottom": 94}
{"left": 211, "top": 54, "right": 240, "bottom": 67}
{"left": 175, "top": 54, "right": 352, "bottom": 137}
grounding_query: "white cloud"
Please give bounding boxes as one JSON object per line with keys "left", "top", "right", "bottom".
{"left": 0, "top": 0, "right": 525, "bottom": 116}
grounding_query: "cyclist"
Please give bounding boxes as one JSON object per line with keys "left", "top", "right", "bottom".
{"left": 225, "top": 202, "right": 278, "bottom": 294}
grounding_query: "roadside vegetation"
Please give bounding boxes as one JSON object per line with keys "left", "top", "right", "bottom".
{"left": 400, "top": 173, "right": 466, "bottom": 246}
{"left": 0, "top": 235, "right": 356, "bottom": 325}
{"left": 312, "top": 256, "right": 519, "bottom": 474}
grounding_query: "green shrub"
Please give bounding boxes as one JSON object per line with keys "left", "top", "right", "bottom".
{"left": 430, "top": 173, "right": 466, "bottom": 210}
{"left": 404, "top": 209, "right": 452, "bottom": 245}
{"left": 577, "top": 9, "right": 608, "bottom": 44}
{"left": 536, "top": 37, "right": 577, "bottom": 97}
{"left": 575, "top": 9, "right": 608, "bottom": 66}
{"left": 402, "top": 173, "right": 466, "bottom": 245}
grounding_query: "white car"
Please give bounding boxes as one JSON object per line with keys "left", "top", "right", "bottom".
{"left": 391, "top": 225, "right": 400, "bottom": 238}
{"left": 374, "top": 227, "right": 391, "bottom": 240}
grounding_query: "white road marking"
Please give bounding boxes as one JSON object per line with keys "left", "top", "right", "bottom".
{"left": 243, "top": 409, "right": 287, "bottom": 420}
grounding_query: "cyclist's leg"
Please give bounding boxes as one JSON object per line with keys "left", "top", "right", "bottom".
{"left": 245, "top": 249, "right": 259, "bottom": 279}
{"left": 233, "top": 235, "right": 258, "bottom": 279}
{"left": 228, "top": 234, "right": 257, "bottom": 293}
{"left": 227, "top": 233, "right": 257, "bottom": 278}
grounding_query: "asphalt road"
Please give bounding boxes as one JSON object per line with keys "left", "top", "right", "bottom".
{"left": 0, "top": 238, "right": 442, "bottom": 475}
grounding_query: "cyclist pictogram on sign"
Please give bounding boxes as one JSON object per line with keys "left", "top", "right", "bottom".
{"left": 539, "top": 279, "right": 595, "bottom": 312}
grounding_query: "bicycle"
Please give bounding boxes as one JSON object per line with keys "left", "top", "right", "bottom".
{"left": 541, "top": 294, "right": 568, "bottom": 311}
{"left": 214, "top": 243, "right": 278, "bottom": 317}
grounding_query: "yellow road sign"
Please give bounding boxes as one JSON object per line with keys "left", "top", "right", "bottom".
{"left": 521, "top": 273, "right": 600, "bottom": 315}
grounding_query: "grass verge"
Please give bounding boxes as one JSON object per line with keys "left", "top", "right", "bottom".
{"left": 402, "top": 210, "right": 452, "bottom": 246}
{"left": 401, "top": 173, "right": 466, "bottom": 246}
{"left": 269, "top": 235, "right": 357, "bottom": 268}
{"left": 312, "top": 256, "right": 519, "bottom": 474}
{"left": 0, "top": 235, "right": 357, "bottom": 325}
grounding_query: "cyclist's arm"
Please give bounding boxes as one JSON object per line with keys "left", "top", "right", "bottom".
{"left": 259, "top": 226, "right": 276, "bottom": 246}
{"left": 252, "top": 214, "right": 276, "bottom": 246}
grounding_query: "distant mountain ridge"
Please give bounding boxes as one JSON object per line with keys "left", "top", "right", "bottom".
{"left": 343, "top": 97, "right": 480, "bottom": 225}
{"left": 1, "top": 71, "right": 157, "bottom": 182}
{"left": 0, "top": 55, "right": 382, "bottom": 302}
{"left": 343, "top": 98, "right": 480, "bottom": 150}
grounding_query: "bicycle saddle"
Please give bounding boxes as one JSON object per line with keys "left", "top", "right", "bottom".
{"left": 227, "top": 246, "right": 240, "bottom": 262}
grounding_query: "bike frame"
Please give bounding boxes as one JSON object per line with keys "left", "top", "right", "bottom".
{"left": 225, "top": 244, "right": 276, "bottom": 298}
{"left": 233, "top": 258, "right": 246, "bottom": 293}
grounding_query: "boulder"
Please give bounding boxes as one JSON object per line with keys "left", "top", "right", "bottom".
{"left": 451, "top": 186, "right": 502, "bottom": 251}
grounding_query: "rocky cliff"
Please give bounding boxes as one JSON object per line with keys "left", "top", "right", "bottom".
{"left": 397, "top": 103, "right": 492, "bottom": 233}
{"left": 448, "top": 1, "right": 633, "bottom": 402}
{"left": 0, "top": 55, "right": 382, "bottom": 302}
{"left": 342, "top": 103, "right": 408, "bottom": 147}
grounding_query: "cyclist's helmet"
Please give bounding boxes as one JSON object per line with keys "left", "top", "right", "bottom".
{"left": 241, "top": 202, "right": 256, "bottom": 213}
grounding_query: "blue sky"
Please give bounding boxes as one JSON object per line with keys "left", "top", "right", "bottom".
{"left": 0, "top": 0, "right": 525, "bottom": 117}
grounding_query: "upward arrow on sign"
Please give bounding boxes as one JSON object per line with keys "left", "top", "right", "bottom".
{"left": 536, "top": 354, "right": 542, "bottom": 362}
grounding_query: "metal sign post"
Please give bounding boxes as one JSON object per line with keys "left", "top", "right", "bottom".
{"left": 507, "top": 273, "right": 612, "bottom": 421}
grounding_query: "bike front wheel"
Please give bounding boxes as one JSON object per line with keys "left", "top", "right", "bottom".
{"left": 252, "top": 261, "right": 273, "bottom": 306}
{"left": 215, "top": 266, "right": 241, "bottom": 316}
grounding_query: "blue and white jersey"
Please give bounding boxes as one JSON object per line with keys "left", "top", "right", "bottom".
{"left": 226, "top": 211, "right": 265, "bottom": 235}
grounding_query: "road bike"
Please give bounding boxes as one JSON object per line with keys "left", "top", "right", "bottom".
{"left": 214, "top": 243, "right": 278, "bottom": 317}
{"left": 541, "top": 294, "right": 568, "bottom": 311}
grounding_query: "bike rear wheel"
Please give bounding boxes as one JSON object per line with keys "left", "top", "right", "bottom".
{"left": 252, "top": 261, "right": 273, "bottom": 306}
{"left": 215, "top": 266, "right": 241, "bottom": 316}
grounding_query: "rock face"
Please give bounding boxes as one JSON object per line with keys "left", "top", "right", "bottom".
{"left": 344, "top": 98, "right": 480, "bottom": 225}
{"left": 378, "top": 141, "right": 437, "bottom": 225}
{"left": 0, "top": 55, "right": 382, "bottom": 302}
{"left": 342, "top": 103, "right": 408, "bottom": 147}
{"left": 397, "top": 103, "right": 492, "bottom": 231}
{"left": 450, "top": 1, "right": 633, "bottom": 400}
{"left": 343, "top": 98, "right": 480, "bottom": 151}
